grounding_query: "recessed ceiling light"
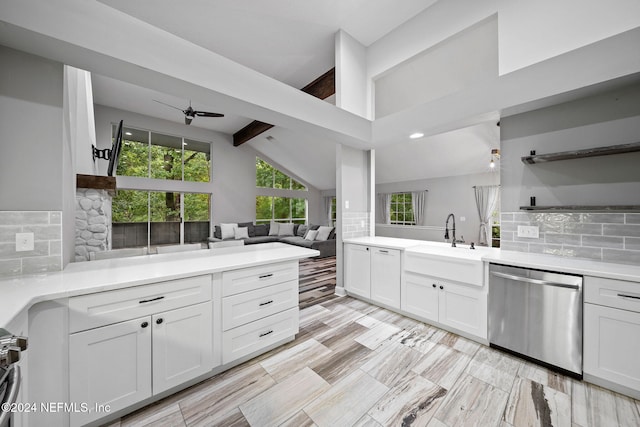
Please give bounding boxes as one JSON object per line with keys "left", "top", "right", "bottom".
{"left": 125, "top": 132, "right": 132, "bottom": 136}
{"left": 409, "top": 132, "right": 424, "bottom": 139}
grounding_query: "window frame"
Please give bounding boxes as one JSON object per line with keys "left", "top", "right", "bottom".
{"left": 389, "top": 192, "right": 416, "bottom": 226}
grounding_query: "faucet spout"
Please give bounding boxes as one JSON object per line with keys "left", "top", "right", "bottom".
{"left": 445, "top": 213, "right": 456, "bottom": 247}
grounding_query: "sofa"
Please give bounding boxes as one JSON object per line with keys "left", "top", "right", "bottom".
{"left": 207, "top": 222, "right": 336, "bottom": 258}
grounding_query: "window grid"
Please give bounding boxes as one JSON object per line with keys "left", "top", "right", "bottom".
{"left": 390, "top": 193, "right": 415, "bottom": 226}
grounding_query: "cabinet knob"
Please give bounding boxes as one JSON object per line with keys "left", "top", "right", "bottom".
{"left": 432, "top": 284, "right": 436, "bottom": 288}
{"left": 156, "top": 318, "right": 164, "bottom": 325}
{"left": 141, "top": 322, "right": 149, "bottom": 328}
{"left": 440, "top": 285, "right": 444, "bottom": 290}
{"left": 366, "top": 247, "right": 369, "bottom": 251}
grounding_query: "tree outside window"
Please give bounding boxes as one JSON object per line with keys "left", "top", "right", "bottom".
{"left": 390, "top": 193, "right": 415, "bottom": 225}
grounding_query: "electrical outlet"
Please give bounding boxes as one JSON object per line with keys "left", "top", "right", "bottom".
{"left": 16, "top": 232, "right": 34, "bottom": 252}
{"left": 517, "top": 225, "right": 539, "bottom": 239}
{"left": 345, "top": 200, "right": 349, "bottom": 209}
{"left": 460, "top": 216, "right": 466, "bottom": 222}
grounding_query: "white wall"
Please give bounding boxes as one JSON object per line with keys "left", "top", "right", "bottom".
{"left": 335, "top": 30, "right": 368, "bottom": 119}
{"left": 501, "top": 82, "right": 640, "bottom": 211}
{"left": 376, "top": 172, "right": 499, "bottom": 244}
{"left": 94, "top": 105, "right": 323, "bottom": 226}
{"left": 0, "top": 45, "right": 64, "bottom": 210}
{"left": 64, "top": 66, "right": 97, "bottom": 175}
{"left": 497, "top": 0, "right": 640, "bottom": 75}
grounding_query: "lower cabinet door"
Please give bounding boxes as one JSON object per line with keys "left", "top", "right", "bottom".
{"left": 401, "top": 272, "right": 439, "bottom": 322}
{"left": 69, "top": 317, "right": 152, "bottom": 427}
{"left": 370, "top": 247, "right": 401, "bottom": 308}
{"left": 438, "top": 281, "right": 486, "bottom": 339}
{"left": 222, "top": 307, "right": 299, "bottom": 364}
{"left": 153, "top": 302, "right": 213, "bottom": 394}
{"left": 344, "top": 244, "right": 371, "bottom": 298}
{"left": 584, "top": 303, "right": 640, "bottom": 390}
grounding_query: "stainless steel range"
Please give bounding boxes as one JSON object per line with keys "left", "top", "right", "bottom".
{"left": 0, "top": 329, "right": 28, "bottom": 427}
{"left": 488, "top": 263, "right": 583, "bottom": 377}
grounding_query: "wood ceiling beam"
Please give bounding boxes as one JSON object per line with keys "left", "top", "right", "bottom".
{"left": 233, "top": 68, "right": 335, "bottom": 147}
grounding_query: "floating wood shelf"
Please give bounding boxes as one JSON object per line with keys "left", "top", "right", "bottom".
{"left": 76, "top": 174, "right": 116, "bottom": 195}
{"left": 521, "top": 141, "right": 640, "bottom": 164}
{"left": 520, "top": 205, "right": 640, "bottom": 212}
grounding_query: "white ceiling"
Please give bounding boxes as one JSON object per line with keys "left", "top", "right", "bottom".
{"left": 90, "top": 0, "right": 498, "bottom": 191}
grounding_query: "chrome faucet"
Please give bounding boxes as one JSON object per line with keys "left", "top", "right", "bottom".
{"left": 444, "top": 213, "right": 456, "bottom": 247}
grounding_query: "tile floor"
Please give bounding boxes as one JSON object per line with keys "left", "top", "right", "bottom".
{"left": 105, "top": 296, "right": 640, "bottom": 427}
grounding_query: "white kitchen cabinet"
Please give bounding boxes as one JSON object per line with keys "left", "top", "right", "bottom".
{"left": 401, "top": 272, "right": 486, "bottom": 339}
{"left": 152, "top": 302, "right": 213, "bottom": 394}
{"left": 344, "top": 243, "right": 401, "bottom": 308}
{"left": 344, "top": 243, "right": 372, "bottom": 298}
{"left": 69, "top": 316, "right": 152, "bottom": 427}
{"left": 370, "top": 247, "right": 401, "bottom": 308}
{"left": 584, "top": 276, "right": 640, "bottom": 395}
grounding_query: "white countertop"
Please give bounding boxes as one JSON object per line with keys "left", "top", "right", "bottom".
{"left": 344, "top": 236, "right": 640, "bottom": 283}
{"left": 0, "top": 243, "right": 319, "bottom": 329}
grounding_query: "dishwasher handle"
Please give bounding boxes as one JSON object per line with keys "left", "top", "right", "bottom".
{"left": 490, "top": 271, "right": 581, "bottom": 290}
{"left": 0, "top": 365, "right": 20, "bottom": 426}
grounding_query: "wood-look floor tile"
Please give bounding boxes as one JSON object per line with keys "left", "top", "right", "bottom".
{"left": 426, "top": 417, "right": 448, "bottom": 427}
{"left": 299, "top": 304, "right": 332, "bottom": 328}
{"left": 260, "top": 338, "right": 332, "bottom": 382}
{"left": 355, "top": 321, "right": 402, "bottom": 350}
{"left": 315, "top": 321, "right": 369, "bottom": 351}
{"left": 310, "top": 341, "right": 373, "bottom": 384}
{"left": 120, "top": 402, "right": 185, "bottom": 427}
{"left": 240, "top": 367, "right": 329, "bottom": 427}
{"left": 413, "top": 343, "right": 472, "bottom": 390}
{"left": 504, "top": 377, "right": 571, "bottom": 427}
{"left": 360, "top": 341, "right": 425, "bottom": 387}
{"left": 304, "top": 369, "right": 389, "bottom": 427}
{"left": 353, "top": 414, "right": 383, "bottom": 426}
{"left": 465, "top": 346, "right": 522, "bottom": 393}
{"left": 321, "top": 304, "right": 366, "bottom": 329}
{"left": 395, "top": 323, "right": 439, "bottom": 354}
{"left": 179, "top": 363, "right": 276, "bottom": 426}
{"left": 368, "top": 307, "right": 418, "bottom": 329}
{"left": 518, "top": 361, "right": 572, "bottom": 396}
{"left": 572, "top": 380, "right": 640, "bottom": 427}
{"left": 438, "top": 331, "right": 481, "bottom": 357}
{"left": 344, "top": 297, "right": 380, "bottom": 315}
{"left": 368, "top": 371, "right": 447, "bottom": 426}
{"left": 434, "top": 373, "right": 509, "bottom": 427}
{"left": 193, "top": 408, "right": 249, "bottom": 427}
{"left": 280, "top": 410, "right": 317, "bottom": 427}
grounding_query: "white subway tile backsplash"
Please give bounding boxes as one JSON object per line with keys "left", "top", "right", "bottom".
{"left": 0, "top": 211, "right": 63, "bottom": 277}
{"left": 500, "top": 211, "right": 640, "bottom": 266}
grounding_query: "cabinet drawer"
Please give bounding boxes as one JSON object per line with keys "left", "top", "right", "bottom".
{"left": 222, "top": 280, "right": 298, "bottom": 331}
{"left": 585, "top": 276, "right": 640, "bottom": 313}
{"left": 404, "top": 251, "right": 483, "bottom": 287}
{"left": 69, "top": 275, "right": 212, "bottom": 333}
{"left": 222, "top": 261, "right": 298, "bottom": 296}
{"left": 222, "top": 307, "right": 299, "bottom": 364}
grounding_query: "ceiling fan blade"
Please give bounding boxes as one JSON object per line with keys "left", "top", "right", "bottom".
{"left": 153, "top": 99, "right": 184, "bottom": 112}
{"left": 194, "top": 111, "right": 224, "bottom": 118}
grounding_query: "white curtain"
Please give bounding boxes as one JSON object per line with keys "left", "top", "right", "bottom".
{"left": 411, "top": 191, "right": 427, "bottom": 226}
{"left": 474, "top": 185, "right": 500, "bottom": 246}
{"left": 323, "top": 196, "right": 333, "bottom": 226}
{"left": 376, "top": 193, "right": 391, "bottom": 224}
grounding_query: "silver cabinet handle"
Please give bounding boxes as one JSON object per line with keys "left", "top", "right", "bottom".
{"left": 259, "top": 300, "right": 274, "bottom": 307}
{"left": 618, "top": 293, "right": 640, "bottom": 300}
{"left": 378, "top": 249, "right": 389, "bottom": 254}
{"left": 259, "top": 330, "right": 273, "bottom": 338}
{"left": 259, "top": 273, "right": 273, "bottom": 279}
{"left": 490, "top": 271, "right": 580, "bottom": 290}
{"left": 139, "top": 296, "right": 165, "bottom": 304}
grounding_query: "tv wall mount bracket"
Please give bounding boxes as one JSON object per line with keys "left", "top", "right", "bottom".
{"left": 92, "top": 145, "right": 113, "bottom": 161}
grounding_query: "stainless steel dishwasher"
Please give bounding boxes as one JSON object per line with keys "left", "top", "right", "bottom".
{"left": 488, "top": 263, "right": 583, "bottom": 377}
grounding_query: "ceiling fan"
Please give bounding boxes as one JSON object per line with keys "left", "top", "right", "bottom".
{"left": 154, "top": 99, "right": 224, "bottom": 125}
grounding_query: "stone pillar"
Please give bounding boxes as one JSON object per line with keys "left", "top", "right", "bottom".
{"left": 75, "top": 188, "right": 112, "bottom": 261}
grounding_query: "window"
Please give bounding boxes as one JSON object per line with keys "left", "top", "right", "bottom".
{"left": 255, "top": 197, "right": 306, "bottom": 224}
{"left": 111, "top": 124, "right": 213, "bottom": 250}
{"left": 330, "top": 197, "right": 337, "bottom": 226}
{"left": 256, "top": 158, "right": 306, "bottom": 190}
{"left": 255, "top": 157, "right": 307, "bottom": 224}
{"left": 390, "top": 193, "right": 415, "bottom": 225}
{"left": 116, "top": 125, "right": 211, "bottom": 183}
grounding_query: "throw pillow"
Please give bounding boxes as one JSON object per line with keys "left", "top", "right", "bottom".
{"left": 220, "top": 223, "right": 238, "bottom": 240}
{"left": 238, "top": 222, "right": 255, "bottom": 237}
{"left": 268, "top": 222, "right": 280, "bottom": 236}
{"left": 315, "top": 226, "right": 333, "bottom": 241}
{"left": 234, "top": 227, "right": 249, "bottom": 240}
{"left": 254, "top": 224, "right": 268, "bottom": 236}
{"left": 278, "top": 223, "right": 295, "bottom": 236}
{"left": 297, "top": 224, "right": 308, "bottom": 237}
{"left": 304, "top": 229, "right": 319, "bottom": 241}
